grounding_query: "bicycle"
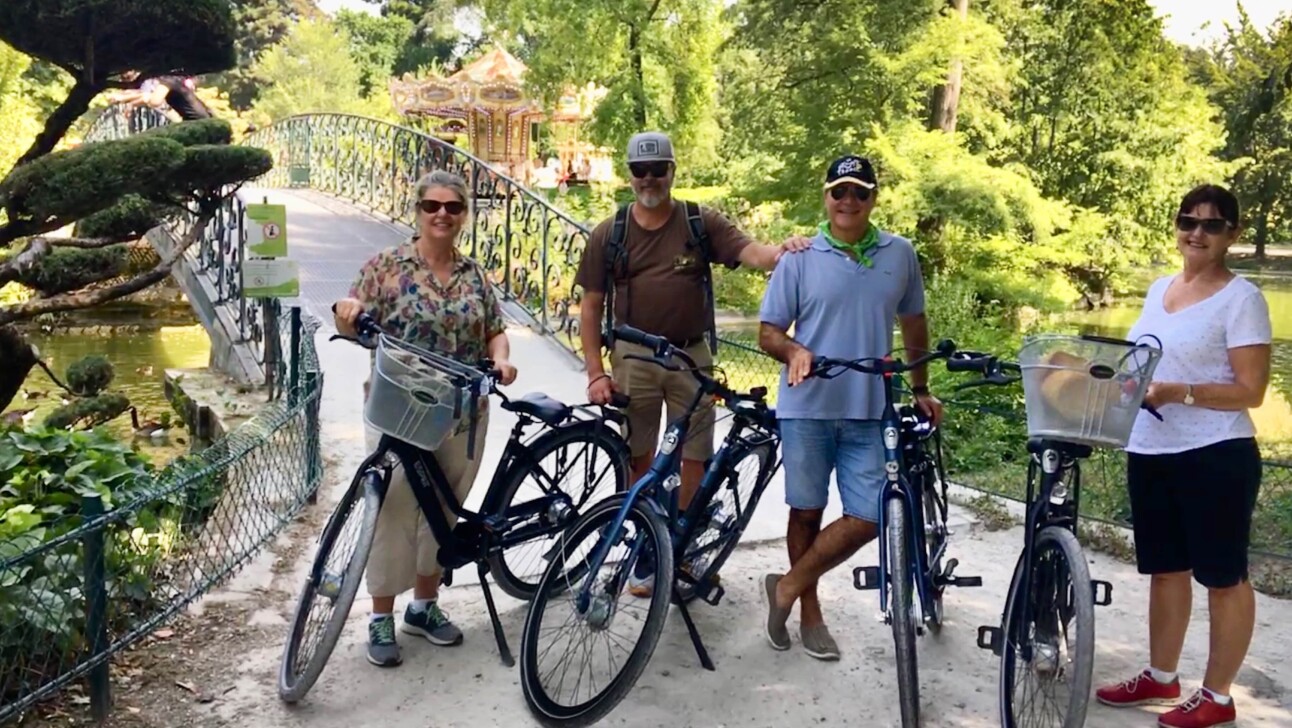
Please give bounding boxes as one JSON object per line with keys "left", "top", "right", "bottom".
{"left": 277, "top": 311, "right": 632, "bottom": 703}
{"left": 958, "top": 333, "right": 1163, "bottom": 728}
{"left": 518, "top": 324, "right": 782, "bottom": 728}
{"left": 800, "top": 339, "right": 985, "bottom": 727}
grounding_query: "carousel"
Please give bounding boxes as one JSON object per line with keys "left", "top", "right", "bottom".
{"left": 388, "top": 46, "right": 612, "bottom": 187}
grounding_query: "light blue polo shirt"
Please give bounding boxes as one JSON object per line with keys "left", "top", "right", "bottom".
{"left": 758, "top": 229, "right": 925, "bottom": 420}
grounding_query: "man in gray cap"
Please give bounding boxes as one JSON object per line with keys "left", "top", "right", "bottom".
{"left": 573, "top": 130, "right": 808, "bottom": 597}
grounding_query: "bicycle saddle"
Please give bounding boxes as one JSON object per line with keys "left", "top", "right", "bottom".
{"left": 503, "top": 392, "right": 571, "bottom": 426}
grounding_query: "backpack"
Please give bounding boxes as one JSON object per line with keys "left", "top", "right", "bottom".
{"left": 602, "top": 199, "right": 719, "bottom": 355}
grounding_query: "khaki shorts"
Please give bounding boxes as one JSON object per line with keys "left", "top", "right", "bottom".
{"left": 363, "top": 404, "right": 489, "bottom": 597}
{"left": 610, "top": 340, "right": 716, "bottom": 463}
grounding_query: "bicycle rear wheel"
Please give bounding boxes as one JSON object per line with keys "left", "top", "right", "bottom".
{"left": 921, "top": 473, "right": 947, "bottom": 635}
{"left": 998, "top": 526, "right": 1094, "bottom": 728}
{"left": 278, "top": 469, "right": 382, "bottom": 703}
{"left": 486, "top": 421, "right": 630, "bottom": 600}
{"left": 887, "top": 495, "right": 920, "bottom": 726}
{"left": 676, "top": 439, "right": 776, "bottom": 603}
{"left": 520, "top": 495, "right": 673, "bottom": 728}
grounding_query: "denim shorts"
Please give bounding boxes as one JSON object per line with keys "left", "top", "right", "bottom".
{"left": 779, "top": 419, "right": 886, "bottom": 522}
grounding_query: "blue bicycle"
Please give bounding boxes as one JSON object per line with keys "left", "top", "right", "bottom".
{"left": 518, "top": 325, "right": 781, "bottom": 727}
{"left": 802, "top": 340, "right": 991, "bottom": 727}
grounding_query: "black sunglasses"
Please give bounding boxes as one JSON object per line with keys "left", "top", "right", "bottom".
{"left": 629, "top": 161, "right": 672, "bottom": 179}
{"left": 418, "top": 199, "right": 466, "bottom": 215}
{"left": 1175, "top": 215, "right": 1232, "bottom": 235}
{"left": 829, "top": 185, "right": 872, "bottom": 202}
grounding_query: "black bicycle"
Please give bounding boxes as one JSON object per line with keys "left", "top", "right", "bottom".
{"left": 959, "top": 334, "right": 1162, "bottom": 728}
{"left": 518, "top": 325, "right": 781, "bottom": 728}
{"left": 802, "top": 340, "right": 986, "bottom": 727}
{"left": 277, "top": 312, "right": 631, "bottom": 703}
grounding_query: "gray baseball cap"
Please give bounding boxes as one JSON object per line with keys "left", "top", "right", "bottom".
{"left": 626, "top": 131, "right": 675, "bottom": 163}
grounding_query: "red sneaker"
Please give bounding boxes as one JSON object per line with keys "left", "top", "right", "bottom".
{"left": 1095, "top": 669, "right": 1182, "bottom": 707}
{"left": 1157, "top": 690, "right": 1237, "bottom": 728}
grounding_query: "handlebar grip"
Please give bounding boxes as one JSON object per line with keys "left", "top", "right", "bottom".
{"left": 612, "top": 325, "right": 667, "bottom": 351}
{"left": 946, "top": 353, "right": 990, "bottom": 374}
{"left": 609, "top": 392, "right": 630, "bottom": 408}
{"left": 331, "top": 302, "right": 382, "bottom": 338}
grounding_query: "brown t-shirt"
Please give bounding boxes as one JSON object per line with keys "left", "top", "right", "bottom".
{"left": 574, "top": 203, "right": 753, "bottom": 343}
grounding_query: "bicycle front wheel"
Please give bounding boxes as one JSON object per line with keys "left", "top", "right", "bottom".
{"left": 887, "top": 495, "right": 920, "bottom": 726}
{"left": 998, "top": 526, "right": 1094, "bottom": 728}
{"left": 520, "top": 495, "right": 673, "bottom": 728}
{"left": 278, "top": 469, "right": 382, "bottom": 703}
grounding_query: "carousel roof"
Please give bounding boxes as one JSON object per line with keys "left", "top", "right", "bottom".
{"left": 449, "top": 46, "right": 528, "bottom": 86}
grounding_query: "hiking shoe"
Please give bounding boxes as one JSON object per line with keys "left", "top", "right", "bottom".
{"left": 367, "top": 615, "right": 402, "bottom": 667}
{"left": 401, "top": 602, "right": 463, "bottom": 646}
{"left": 1096, "top": 669, "right": 1181, "bottom": 707}
{"left": 1157, "top": 690, "right": 1236, "bottom": 728}
{"left": 762, "top": 573, "right": 791, "bottom": 651}
{"left": 801, "top": 624, "right": 840, "bottom": 661}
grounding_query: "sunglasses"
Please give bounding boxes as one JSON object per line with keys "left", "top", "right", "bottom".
{"left": 1175, "top": 215, "right": 1232, "bottom": 235}
{"left": 629, "top": 161, "right": 671, "bottom": 179}
{"left": 829, "top": 185, "right": 872, "bottom": 202}
{"left": 418, "top": 199, "right": 466, "bottom": 215}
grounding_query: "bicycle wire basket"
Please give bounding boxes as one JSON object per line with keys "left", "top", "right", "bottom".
{"left": 364, "top": 334, "right": 488, "bottom": 453}
{"left": 1018, "top": 333, "right": 1163, "bottom": 449}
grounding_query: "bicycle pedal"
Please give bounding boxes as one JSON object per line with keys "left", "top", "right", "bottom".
{"left": 853, "top": 566, "right": 881, "bottom": 591}
{"left": 976, "top": 625, "right": 1003, "bottom": 655}
{"left": 700, "top": 584, "right": 725, "bottom": 606}
{"left": 950, "top": 575, "right": 982, "bottom": 588}
{"left": 1091, "top": 579, "right": 1113, "bottom": 607}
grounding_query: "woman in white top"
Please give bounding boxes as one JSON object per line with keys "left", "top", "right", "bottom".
{"left": 1096, "top": 185, "right": 1272, "bottom": 728}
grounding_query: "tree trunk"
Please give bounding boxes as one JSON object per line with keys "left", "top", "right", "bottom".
{"left": 13, "top": 81, "right": 103, "bottom": 169}
{"left": 628, "top": 22, "right": 648, "bottom": 128}
{"left": 927, "top": 0, "right": 969, "bottom": 133}
{"left": 0, "top": 326, "right": 37, "bottom": 413}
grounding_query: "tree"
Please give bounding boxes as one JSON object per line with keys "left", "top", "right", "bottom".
{"left": 212, "top": 0, "right": 323, "bottom": 110}
{"left": 0, "top": 43, "right": 44, "bottom": 176}
{"left": 482, "top": 0, "right": 726, "bottom": 174}
{"left": 1190, "top": 10, "right": 1292, "bottom": 258}
{"left": 250, "top": 18, "right": 372, "bottom": 122}
{"left": 928, "top": 0, "right": 970, "bottom": 134}
{"left": 0, "top": 2, "right": 273, "bottom": 414}
{"left": 363, "top": 0, "right": 475, "bottom": 75}
{"left": 335, "top": 9, "right": 416, "bottom": 97}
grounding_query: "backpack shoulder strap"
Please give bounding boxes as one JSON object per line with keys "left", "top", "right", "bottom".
{"left": 602, "top": 203, "right": 632, "bottom": 350}
{"left": 683, "top": 201, "right": 719, "bottom": 355}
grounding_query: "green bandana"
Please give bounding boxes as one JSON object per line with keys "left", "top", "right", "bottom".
{"left": 819, "top": 221, "right": 880, "bottom": 267}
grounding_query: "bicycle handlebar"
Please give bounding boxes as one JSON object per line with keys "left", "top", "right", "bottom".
{"left": 328, "top": 304, "right": 504, "bottom": 386}
{"left": 612, "top": 325, "right": 770, "bottom": 408}
{"left": 805, "top": 338, "right": 959, "bottom": 381}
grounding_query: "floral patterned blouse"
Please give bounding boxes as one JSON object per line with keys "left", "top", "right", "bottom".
{"left": 349, "top": 239, "right": 506, "bottom": 364}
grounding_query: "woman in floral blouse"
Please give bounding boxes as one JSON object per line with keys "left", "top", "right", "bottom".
{"left": 334, "top": 169, "right": 518, "bottom": 668}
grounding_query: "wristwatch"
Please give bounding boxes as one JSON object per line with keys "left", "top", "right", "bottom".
{"left": 1183, "top": 384, "right": 1195, "bottom": 406}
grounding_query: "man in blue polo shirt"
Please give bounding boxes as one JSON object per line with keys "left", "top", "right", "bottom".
{"left": 757, "top": 155, "right": 943, "bottom": 660}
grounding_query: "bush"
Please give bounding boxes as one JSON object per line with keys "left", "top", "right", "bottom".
{"left": 74, "top": 194, "right": 169, "bottom": 240}
{"left": 17, "top": 247, "right": 128, "bottom": 295}
{"left": 66, "top": 355, "right": 114, "bottom": 396}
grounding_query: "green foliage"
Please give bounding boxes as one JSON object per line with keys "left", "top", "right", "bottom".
{"left": 214, "top": 0, "right": 322, "bottom": 110}
{"left": 137, "top": 117, "right": 235, "bottom": 147}
{"left": 73, "top": 195, "right": 168, "bottom": 240}
{"left": 251, "top": 17, "right": 373, "bottom": 122}
{"left": 16, "top": 247, "right": 129, "bottom": 296}
{"left": 43, "top": 394, "right": 130, "bottom": 430}
{"left": 66, "top": 356, "right": 114, "bottom": 396}
{"left": 336, "top": 9, "right": 416, "bottom": 96}
{"left": 366, "top": 0, "right": 471, "bottom": 75}
{"left": 0, "top": 1, "right": 236, "bottom": 82}
{"left": 159, "top": 145, "right": 274, "bottom": 200}
{"left": 0, "top": 42, "right": 43, "bottom": 178}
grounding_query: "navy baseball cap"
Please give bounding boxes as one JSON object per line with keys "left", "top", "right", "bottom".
{"left": 824, "top": 155, "right": 877, "bottom": 190}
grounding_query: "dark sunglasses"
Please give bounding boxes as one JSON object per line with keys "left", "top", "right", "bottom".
{"left": 629, "top": 161, "right": 671, "bottom": 179}
{"left": 829, "top": 185, "right": 872, "bottom": 202}
{"left": 1175, "top": 215, "right": 1232, "bottom": 235}
{"left": 418, "top": 199, "right": 466, "bottom": 215}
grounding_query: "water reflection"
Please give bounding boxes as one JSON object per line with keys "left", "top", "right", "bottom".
{"left": 11, "top": 325, "right": 212, "bottom": 463}
{"left": 1065, "top": 273, "right": 1292, "bottom": 454}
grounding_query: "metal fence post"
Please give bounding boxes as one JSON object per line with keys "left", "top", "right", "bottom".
{"left": 289, "top": 306, "right": 302, "bottom": 406}
{"left": 81, "top": 495, "right": 110, "bottom": 723}
{"left": 263, "top": 299, "right": 280, "bottom": 401}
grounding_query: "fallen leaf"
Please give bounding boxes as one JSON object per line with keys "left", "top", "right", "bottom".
{"left": 128, "top": 707, "right": 141, "bottom": 714}
{"left": 71, "top": 696, "right": 90, "bottom": 705}
{"left": 153, "top": 629, "right": 175, "bottom": 639}
{"left": 175, "top": 680, "right": 198, "bottom": 694}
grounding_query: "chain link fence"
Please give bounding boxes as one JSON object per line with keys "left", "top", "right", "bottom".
{"left": 0, "top": 308, "right": 324, "bottom": 724}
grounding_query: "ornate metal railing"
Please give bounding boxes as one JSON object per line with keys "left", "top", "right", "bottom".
{"left": 86, "top": 106, "right": 271, "bottom": 376}
{"left": 246, "top": 113, "right": 591, "bottom": 348}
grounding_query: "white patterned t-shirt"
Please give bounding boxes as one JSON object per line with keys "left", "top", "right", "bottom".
{"left": 1125, "top": 274, "right": 1272, "bottom": 455}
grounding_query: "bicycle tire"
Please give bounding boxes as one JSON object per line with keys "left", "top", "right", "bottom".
{"left": 676, "top": 439, "right": 776, "bottom": 603}
{"left": 998, "top": 526, "right": 1094, "bottom": 728}
{"left": 887, "top": 495, "right": 920, "bottom": 726}
{"left": 520, "top": 495, "right": 673, "bottom": 728}
{"left": 485, "top": 421, "right": 631, "bottom": 600}
{"left": 922, "top": 473, "right": 946, "bottom": 635}
{"left": 278, "top": 469, "right": 382, "bottom": 703}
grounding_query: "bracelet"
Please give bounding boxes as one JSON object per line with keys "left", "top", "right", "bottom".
{"left": 911, "top": 385, "right": 930, "bottom": 396}
{"left": 587, "top": 374, "right": 610, "bottom": 390}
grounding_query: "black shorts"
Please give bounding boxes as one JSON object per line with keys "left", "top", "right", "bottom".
{"left": 1126, "top": 437, "right": 1261, "bottom": 588}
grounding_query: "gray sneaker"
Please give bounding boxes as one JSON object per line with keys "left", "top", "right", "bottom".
{"left": 367, "top": 616, "right": 402, "bottom": 667}
{"left": 401, "top": 602, "right": 463, "bottom": 646}
{"left": 762, "top": 574, "right": 791, "bottom": 651}
{"left": 801, "top": 624, "right": 841, "bottom": 661}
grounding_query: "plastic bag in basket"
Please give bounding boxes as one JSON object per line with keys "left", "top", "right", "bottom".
{"left": 1037, "top": 350, "right": 1129, "bottom": 424}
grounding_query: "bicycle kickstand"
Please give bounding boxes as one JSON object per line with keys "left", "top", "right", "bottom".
{"left": 477, "top": 561, "right": 515, "bottom": 667}
{"left": 673, "top": 590, "right": 716, "bottom": 671}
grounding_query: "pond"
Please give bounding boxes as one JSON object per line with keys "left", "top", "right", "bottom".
{"left": 10, "top": 325, "right": 212, "bottom": 464}
{"left": 1065, "top": 272, "right": 1292, "bottom": 451}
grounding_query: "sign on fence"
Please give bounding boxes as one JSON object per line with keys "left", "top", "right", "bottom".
{"left": 246, "top": 202, "right": 289, "bottom": 258}
{"left": 244, "top": 258, "right": 301, "bottom": 298}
